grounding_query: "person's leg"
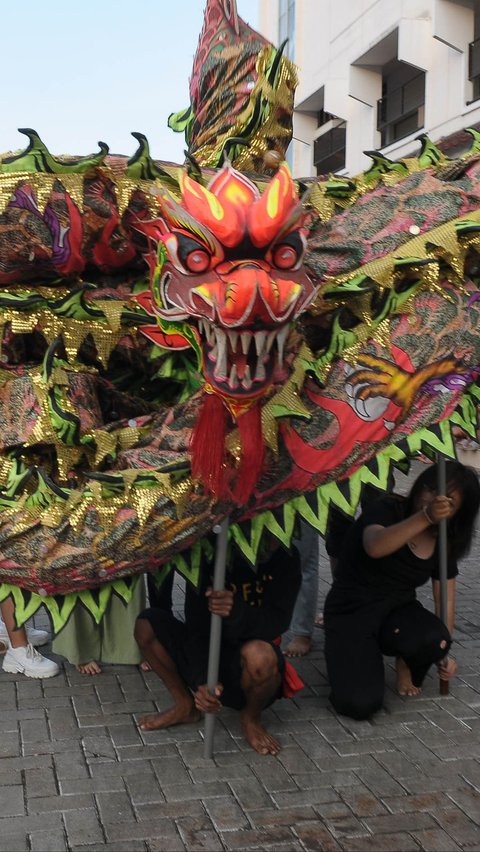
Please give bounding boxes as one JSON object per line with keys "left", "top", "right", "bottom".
{"left": 284, "top": 523, "right": 319, "bottom": 657}
{"left": 1, "top": 597, "right": 30, "bottom": 649}
{"left": 238, "top": 639, "right": 283, "bottom": 755}
{"left": 1, "top": 598, "right": 59, "bottom": 678}
{"left": 134, "top": 611, "right": 200, "bottom": 731}
{"left": 0, "top": 614, "right": 49, "bottom": 648}
{"left": 314, "top": 508, "right": 356, "bottom": 629}
{"left": 76, "top": 661, "right": 102, "bottom": 675}
{"left": 53, "top": 603, "right": 103, "bottom": 674}
{"left": 325, "top": 617, "right": 385, "bottom": 720}
{"left": 379, "top": 601, "right": 451, "bottom": 693}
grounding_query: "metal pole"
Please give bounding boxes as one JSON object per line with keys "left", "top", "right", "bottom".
{"left": 437, "top": 454, "right": 449, "bottom": 696}
{"left": 203, "top": 517, "right": 229, "bottom": 759}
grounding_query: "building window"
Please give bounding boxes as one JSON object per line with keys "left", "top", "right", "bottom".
{"left": 377, "top": 61, "right": 425, "bottom": 146}
{"left": 313, "top": 124, "right": 346, "bottom": 175}
{"left": 317, "top": 109, "right": 336, "bottom": 128}
{"left": 469, "top": 38, "right": 480, "bottom": 101}
{"left": 469, "top": 5, "right": 480, "bottom": 103}
{"left": 279, "top": 0, "right": 295, "bottom": 61}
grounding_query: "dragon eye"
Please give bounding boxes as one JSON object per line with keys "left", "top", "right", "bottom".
{"left": 185, "top": 249, "right": 210, "bottom": 273}
{"left": 272, "top": 244, "right": 298, "bottom": 270}
{"left": 176, "top": 234, "right": 213, "bottom": 273}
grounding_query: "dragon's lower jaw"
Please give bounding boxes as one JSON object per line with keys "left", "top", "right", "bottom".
{"left": 198, "top": 318, "right": 290, "bottom": 399}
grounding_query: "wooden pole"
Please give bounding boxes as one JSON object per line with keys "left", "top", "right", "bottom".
{"left": 437, "top": 454, "right": 449, "bottom": 696}
{"left": 203, "top": 518, "right": 229, "bottom": 759}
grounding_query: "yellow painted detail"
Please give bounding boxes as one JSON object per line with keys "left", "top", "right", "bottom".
{"left": 266, "top": 181, "right": 280, "bottom": 219}
{"left": 224, "top": 181, "right": 253, "bottom": 208}
{"left": 193, "top": 285, "right": 212, "bottom": 299}
{"left": 204, "top": 191, "right": 225, "bottom": 221}
{"left": 181, "top": 173, "right": 201, "bottom": 199}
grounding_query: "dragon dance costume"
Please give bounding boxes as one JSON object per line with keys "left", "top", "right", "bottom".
{"left": 1, "top": 0, "right": 480, "bottom": 631}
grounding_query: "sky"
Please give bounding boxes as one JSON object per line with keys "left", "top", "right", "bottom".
{"left": 1, "top": 0, "right": 259, "bottom": 164}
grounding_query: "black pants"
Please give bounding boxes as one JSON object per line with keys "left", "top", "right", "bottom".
{"left": 324, "top": 599, "right": 451, "bottom": 720}
{"left": 137, "top": 608, "right": 284, "bottom": 711}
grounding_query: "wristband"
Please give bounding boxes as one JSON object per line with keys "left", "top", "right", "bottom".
{"left": 423, "top": 505, "right": 434, "bottom": 524}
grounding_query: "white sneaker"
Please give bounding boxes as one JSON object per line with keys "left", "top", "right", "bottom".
{"left": 0, "top": 618, "right": 49, "bottom": 648}
{"left": 2, "top": 644, "right": 59, "bottom": 678}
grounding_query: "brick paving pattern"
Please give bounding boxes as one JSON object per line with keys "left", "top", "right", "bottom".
{"left": 1, "top": 465, "right": 480, "bottom": 850}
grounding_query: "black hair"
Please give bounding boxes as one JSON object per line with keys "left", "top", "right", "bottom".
{"left": 405, "top": 461, "right": 480, "bottom": 560}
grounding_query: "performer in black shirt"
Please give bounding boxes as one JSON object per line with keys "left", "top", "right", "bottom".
{"left": 135, "top": 539, "right": 302, "bottom": 754}
{"left": 324, "top": 461, "right": 480, "bottom": 720}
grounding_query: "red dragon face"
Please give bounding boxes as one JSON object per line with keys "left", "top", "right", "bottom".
{"left": 137, "top": 161, "right": 317, "bottom": 413}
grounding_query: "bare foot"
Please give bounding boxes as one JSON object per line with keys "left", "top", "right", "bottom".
{"left": 138, "top": 699, "right": 201, "bottom": 731}
{"left": 314, "top": 612, "right": 324, "bottom": 628}
{"left": 240, "top": 713, "right": 281, "bottom": 755}
{"left": 283, "top": 635, "right": 312, "bottom": 658}
{"left": 396, "top": 657, "right": 422, "bottom": 697}
{"left": 139, "top": 660, "right": 152, "bottom": 672}
{"left": 76, "top": 661, "right": 102, "bottom": 675}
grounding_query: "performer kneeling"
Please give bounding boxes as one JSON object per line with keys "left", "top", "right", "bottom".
{"left": 135, "top": 538, "right": 302, "bottom": 755}
{"left": 324, "top": 461, "right": 480, "bottom": 720}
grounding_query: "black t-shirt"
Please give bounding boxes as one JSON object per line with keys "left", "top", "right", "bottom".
{"left": 185, "top": 544, "right": 302, "bottom": 643}
{"left": 334, "top": 496, "right": 458, "bottom": 598}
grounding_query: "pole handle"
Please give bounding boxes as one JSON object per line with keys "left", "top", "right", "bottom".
{"left": 203, "top": 518, "right": 229, "bottom": 759}
{"left": 437, "top": 454, "right": 449, "bottom": 699}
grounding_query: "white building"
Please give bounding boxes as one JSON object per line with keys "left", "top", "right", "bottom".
{"left": 258, "top": 0, "right": 480, "bottom": 178}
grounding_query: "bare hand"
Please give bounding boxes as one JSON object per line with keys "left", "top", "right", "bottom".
{"left": 437, "top": 656, "right": 457, "bottom": 681}
{"left": 194, "top": 683, "right": 223, "bottom": 713}
{"left": 205, "top": 588, "right": 234, "bottom": 617}
{"left": 424, "top": 495, "right": 455, "bottom": 524}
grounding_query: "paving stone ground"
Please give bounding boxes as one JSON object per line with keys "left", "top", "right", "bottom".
{"left": 1, "top": 463, "right": 480, "bottom": 850}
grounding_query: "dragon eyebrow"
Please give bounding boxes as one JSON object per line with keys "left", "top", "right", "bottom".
{"left": 268, "top": 190, "right": 312, "bottom": 249}
{"left": 151, "top": 185, "right": 220, "bottom": 255}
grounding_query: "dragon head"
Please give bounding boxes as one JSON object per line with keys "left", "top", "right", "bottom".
{"left": 137, "top": 161, "right": 317, "bottom": 415}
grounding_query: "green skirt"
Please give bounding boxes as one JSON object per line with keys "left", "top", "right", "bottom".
{"left": 52, "top": 577, "right": 146, "bottom": 665}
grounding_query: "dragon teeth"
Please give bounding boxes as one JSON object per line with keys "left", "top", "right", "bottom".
{"left": 207, "top": 327, "right": 226, "bottom": 368}
{"left": 200, "top": 322, "right": 289, "bottom": 385}
{"left": 214, "top": 326, "right": 226, "bottom": 348}
{"left": 255, "top": 331, "right": 267, "bottom": 358}
{"left": 205, "top": 321, "right": 214, "bottom": 345}
{"left": 241, "top": 365, "right": 253, "bottom": 391}
{"left": 214, "top": 356, "right": 228, "bottom": 380}
{"left": 214, "top": 328, "right": 227, "bottom": 377}
{"left": 198, "top": 318, "right": 214, "bottom": 346}
{"left": 228, "top": 364, "right": 238, "bottom": 389}
{"left": 276, "top": 326, "right": 289, "bottom": 368}
{"left": 266, "top": 331, "right": 276, "bottom": 353}
{"left": 254, "top": 360, "right": 266, "bottom": 382}
{"left": 227, "top": 330, "right": 239, "bottom": 352}
{"left": 240, "top": 332, "right": 252, "bottom": 354}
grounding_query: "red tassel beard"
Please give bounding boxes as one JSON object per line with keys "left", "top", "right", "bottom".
{"left": 190, "top": 393, "right": 229, "bottom": 498}
{"left": 232, "top": 402, "right": 265, "bottom": 505}
{"left": 190, "top": 393, "right": 265, "bottom": 504}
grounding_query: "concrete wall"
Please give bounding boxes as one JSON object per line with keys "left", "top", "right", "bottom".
{"left": 258, "top": 0, "right": 480, "bottom": 177}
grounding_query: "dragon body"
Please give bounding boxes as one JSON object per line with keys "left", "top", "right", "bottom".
{"left": 0, "top": 0, "right": 480, "bottom": 629}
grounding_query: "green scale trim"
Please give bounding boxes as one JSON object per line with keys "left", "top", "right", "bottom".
{"left": 1, "top": 380, "right": 478, "bottom": 632}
